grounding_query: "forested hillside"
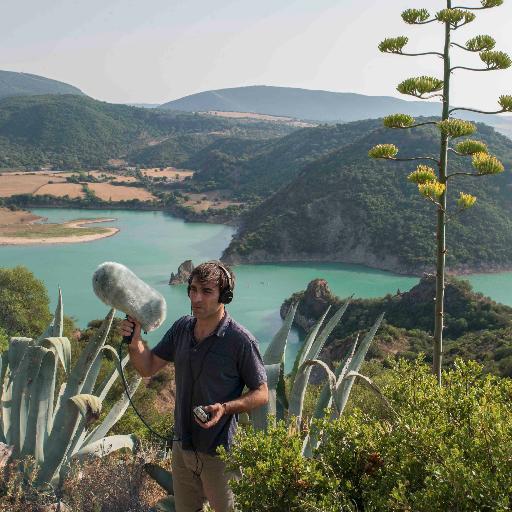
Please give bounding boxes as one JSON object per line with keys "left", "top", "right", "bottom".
{"left": 0, "top": 70, "right": 84, "bottom": 100}
{"left": 0, "top": 95, "right": 295, "bottom": 169}
{"left": 223, "top": 121, "right": 512, "bottom": 274}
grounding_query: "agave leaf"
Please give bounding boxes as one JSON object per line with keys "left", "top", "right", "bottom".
{"left": 70, "top": 394, "right": 102, "bottom": 423}
{"left": 22, "top": 347, "right": 53, "bottom": 458}
{"left": 288, "top": 300, "right": 351, "bottom": 424}
{"left": 332, "top": 313, "right": 384, "bottom": 418}
{"left": 302, "top": 360, "right": 338, "bottom": 415}
{"left": 344, "top": 371, "right": 396, "bottom": 416}
{"left": 11, "top": 347, "right": 46, "bottom": 457}
{"left": 152, "top": 496, "right": 176, "bottom": 512}
{"left": 263, "top": 301, "right": 298, "bottom": 365}
{"left": 302, "top": 337, "right": 359, "bottom": 457}
{"left": 42, "top": 309, "right": 115, "bottom": 484}
{"left": 251, "top": 363, "right": 280, "bottom": 432}
{"left": 289, "top": 306, "right": 330, "bottom": 384}
{"left": 34, "top": 350, "right": 58, "bottom": 465}
{"left": 81, "top": 344, "right": 120, "bottom": 396}
{"left": 72, "top": 434, "right": 138, "bottom": 461}
{"left": 52, "top": 383, "right": 67, "bottom": 424}
{"left": 96, "top": 354, "right": 129, "bottom": 402}
{"left": 82, "top": 376, "right": 140, "bottom": 447}
{"left": 0, "top": 352, "right": 6, "bottom": 443}
{"left": 145, "top": 463, "right": 174, "bottom": 493}
{"left": 38, "top": 288, "right": 64, "bottom": 340}
{"left": 7, "top": 337, "right": 33, "bottom": 373}
{"left": 40, "top": 337, "right": 71, "bottom": 374}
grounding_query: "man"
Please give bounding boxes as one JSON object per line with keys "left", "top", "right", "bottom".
{"left": 121, "top": 261, "right": 268, "bottom": 512}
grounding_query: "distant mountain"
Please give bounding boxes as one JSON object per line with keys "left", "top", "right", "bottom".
{"left": 222, "top": 119, "right": 512, "bottom": 275}
{"left": 161, "top": 85, "right": 512, "bottom": 138}
{"left": 0, "top": 95, "right": 296, "bottom": 169}
{"left": 0, "top": 70, "right": 84, "bottom": 100}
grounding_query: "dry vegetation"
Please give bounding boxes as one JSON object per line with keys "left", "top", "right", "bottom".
{"left": 142, "top": 167, "right": 194, "bottom": 180}
{"left": 0, "top": 208, "right": 41, "bottom": 225}
{"left": 0, "top": 173, "right": 66, "bottom": 197}
{"left": 182, "top": 191, "right": 242, "bottom": 212}
{"left": 88, "top": 183, "right": 156, "bottom": 201}
{"left": 34, "top": 183, "right": 85, "bottom": 198}
{"left": 204, "top": 110, "right": 316, "bottom": 128}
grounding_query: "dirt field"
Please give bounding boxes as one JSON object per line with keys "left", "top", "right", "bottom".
{"left": 142, "top": 168, "right": 194, "bottom": 180}
{"left": 87, "top": 183, "right": 156, "bottom": 201}
{"left": 204, "top": 111, "right": 316, "bottom": 128}
{"left": 182, "top": 192, "right": 242, "bottom": 212}
{"left": 0, "top": 208, "right": 42, "bottom": 225}
{"left": 0, "top": 174, "right": 66, "bottom": 197}
{"left": 34, "top": 183, "right": 85, "bottom": 198}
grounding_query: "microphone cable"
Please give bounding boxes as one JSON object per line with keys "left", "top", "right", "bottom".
{"left": 117, "top": 340, "right": 177, "bottom": 447}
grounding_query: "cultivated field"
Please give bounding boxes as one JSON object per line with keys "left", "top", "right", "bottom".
{"left": 0, "top": 173, "right": 66, "bottom": 196}
{"left": 0, "top": 207, "right": 41, "bottom": 225}
{"left": 142, "top": 167, "right": 194, "bottom": 180}
{"left": 87, "top": 183, "right": 156, "bottom": 201}
{"left": 34, "top": 183, "right": 85, "bottom": 198}
{"left": 182, "top": 192, "right": 242, "bottom": 212}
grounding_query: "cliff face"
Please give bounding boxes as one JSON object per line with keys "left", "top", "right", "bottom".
{"left": 169, "top": 260, "right": 194, "bottom": 285}
{"left": 222, "top": 123, "right": 512, "bottom": 276}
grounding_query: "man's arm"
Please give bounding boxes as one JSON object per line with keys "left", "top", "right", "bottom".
{"left": 197, "top": 382, "right": 269, "bottom": 429}
{"left": 120, "top": 317, "right": 168, "bottom": 377}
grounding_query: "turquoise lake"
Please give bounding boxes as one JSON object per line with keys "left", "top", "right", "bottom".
{"left": 1, "top": 208, "right": 512, "bottom": 369}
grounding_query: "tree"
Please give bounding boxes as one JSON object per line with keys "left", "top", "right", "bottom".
{"left": 369, "top": 0, "right": 511, "bottom": 384}
{"left": 0, "top": 266, "right": 52, "bottom": 337}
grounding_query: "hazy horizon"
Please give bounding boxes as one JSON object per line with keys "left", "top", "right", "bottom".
{"left": 2, "top": 0, "right": 512, "bottom": 109}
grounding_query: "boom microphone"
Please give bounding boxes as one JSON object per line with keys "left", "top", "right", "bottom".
{"left": 92, "top": 261, "right": 167, "bottom": 336}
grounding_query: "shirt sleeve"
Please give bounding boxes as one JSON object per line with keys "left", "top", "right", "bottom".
{"left": 151, "top": 318, "right": 183, "bottom": 362}
{"left": 238, "top": 337, "right": 267, "bottom": 390}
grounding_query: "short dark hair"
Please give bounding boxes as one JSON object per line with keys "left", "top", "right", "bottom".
{"left": 189, "top": 261, "right": 235, "bottom": 294}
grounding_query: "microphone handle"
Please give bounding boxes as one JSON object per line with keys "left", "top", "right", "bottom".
{"left": 123, "top": 314, "right": 135, "bottom": 344}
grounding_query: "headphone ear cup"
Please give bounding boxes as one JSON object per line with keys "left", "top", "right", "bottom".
{"left": 220, "top": 290, "right": 233, "bottom": 304}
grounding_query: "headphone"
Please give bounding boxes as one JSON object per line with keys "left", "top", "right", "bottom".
{"left": 187, "top": 261, "right": 234, "bottom": 304}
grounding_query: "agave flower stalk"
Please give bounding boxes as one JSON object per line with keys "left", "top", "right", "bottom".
{"left": 369, "top": 0, "right": 509, "bottom": 385}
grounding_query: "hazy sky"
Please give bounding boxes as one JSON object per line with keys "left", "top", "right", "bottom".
{"left": 2, "top": 0, "right": 512, "bottom": 108}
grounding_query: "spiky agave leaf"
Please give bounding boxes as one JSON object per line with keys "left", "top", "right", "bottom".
{"left": 38, "top": 288, "right": 64, "bottom": 341}
{"left": 300, "top": 360, "right": 338, "bottom": 415}
{"left": 436, "top": 8, "right": 475, "bottom": 27}
{"left": 397, "top": 76, "right": 443, "bottom": 98}
{"left": 498, "top": 95, "right": 512, "bottom": 111}
{"left": 408, "top": 165, "right": 437, "bottom": 184}
{"left": 438, "top": 119, "right": 476, "bottom": 138}
{"left": 401, "top": 8, "right": 430, "bottom": 24}
{"left": 418, "top": 181, "right": 446, "bottom": 199}
{"left": 455, "top": 139, "right": 488, "bottom": 155}
{"left": 368, "top": 144, "right": 398, "bottom": 159}
{"left": 70, "top": 394, "right": 102, "bottom": 426}
{"left": 472, "top": 152, "right": 505, "bottom": 175}
{"left": 40, "top": 337, "right": 71, "bottom": 374}
{"left": 378, "top": 36, "right": 408, "bottom": 54}
{"left": 479, "top": 50, "right": 512, "bottom": 70}
{"left": 457, "top": 192, "right": 477, "bottom": 209}
{"left": 251, "top": 363, "right": 280, "bottom": 432}
{"left": 72, "top": 434, "right": 138, "bottom": 461}
{"left": 383, "top": 114, "right": 415, "bottom": 128}
{"left": 145, "top": 463, "right": 174, "bottom": 494}
{"left": 465, "top": 35, "right": 496, "bottom": 52}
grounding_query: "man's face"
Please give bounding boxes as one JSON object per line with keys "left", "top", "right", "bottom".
{"left": 188, "top": 276, "right": 223, "bottom": 320}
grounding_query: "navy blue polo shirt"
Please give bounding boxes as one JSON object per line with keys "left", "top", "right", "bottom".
{"left": 151, "top": 313, "right": 267, "bottom": 455}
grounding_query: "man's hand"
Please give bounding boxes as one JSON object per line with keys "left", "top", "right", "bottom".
{"left": 119, "top": 316, "right": 142, "bottom": 343}
{"left": 194, "top": 403, "right": 226, "bottom": 429}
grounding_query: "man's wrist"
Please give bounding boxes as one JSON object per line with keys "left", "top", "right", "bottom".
{"left": 221, "top": 402, "right": 229, "bottom": 415}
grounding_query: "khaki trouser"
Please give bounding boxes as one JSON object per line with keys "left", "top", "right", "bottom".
{"left": 171, "top": 441, "right": 238, "bottom": 512}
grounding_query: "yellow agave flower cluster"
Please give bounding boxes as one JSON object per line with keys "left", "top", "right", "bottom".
{"left": 457, "top": 192, "right": 477, "bottom": 209}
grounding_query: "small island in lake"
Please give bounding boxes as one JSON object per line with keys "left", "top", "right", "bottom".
{"left": 0, "top": 208, "right": 119, "bottom": 245}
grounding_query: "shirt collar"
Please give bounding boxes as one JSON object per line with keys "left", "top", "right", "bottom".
{"left": 189, "top": 311, "right": 231, "bottom": 338}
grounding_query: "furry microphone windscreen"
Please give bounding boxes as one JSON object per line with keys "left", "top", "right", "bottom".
{"left": 92, "top": 262, "right": 167, "bottom": 332}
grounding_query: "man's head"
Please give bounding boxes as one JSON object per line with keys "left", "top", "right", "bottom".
{"left": 187, "top": 261, "right": 235, "bottom": 319}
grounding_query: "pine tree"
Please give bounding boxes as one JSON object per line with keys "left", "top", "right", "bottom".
{"left": 369, "top": 0, "right": 511, "bottom": 384}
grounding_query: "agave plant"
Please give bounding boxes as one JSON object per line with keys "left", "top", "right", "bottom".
{"left": 0, "top": 289, "right": 141, "bottom": 487}
{"left": 146, "top": 294, "right": 386, "bottom": 512}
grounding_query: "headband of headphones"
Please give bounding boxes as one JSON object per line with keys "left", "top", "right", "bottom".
{"left": 187, "top": 261, "right": 234, "bottom": 304}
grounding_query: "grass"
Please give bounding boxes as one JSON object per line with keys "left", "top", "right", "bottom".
{"left": 1, "top": 225, "right": 110, "bottom": 238}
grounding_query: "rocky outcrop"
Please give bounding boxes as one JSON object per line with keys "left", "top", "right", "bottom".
{"left": 169, "top": 260, "right": 194, "bottom": 285}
